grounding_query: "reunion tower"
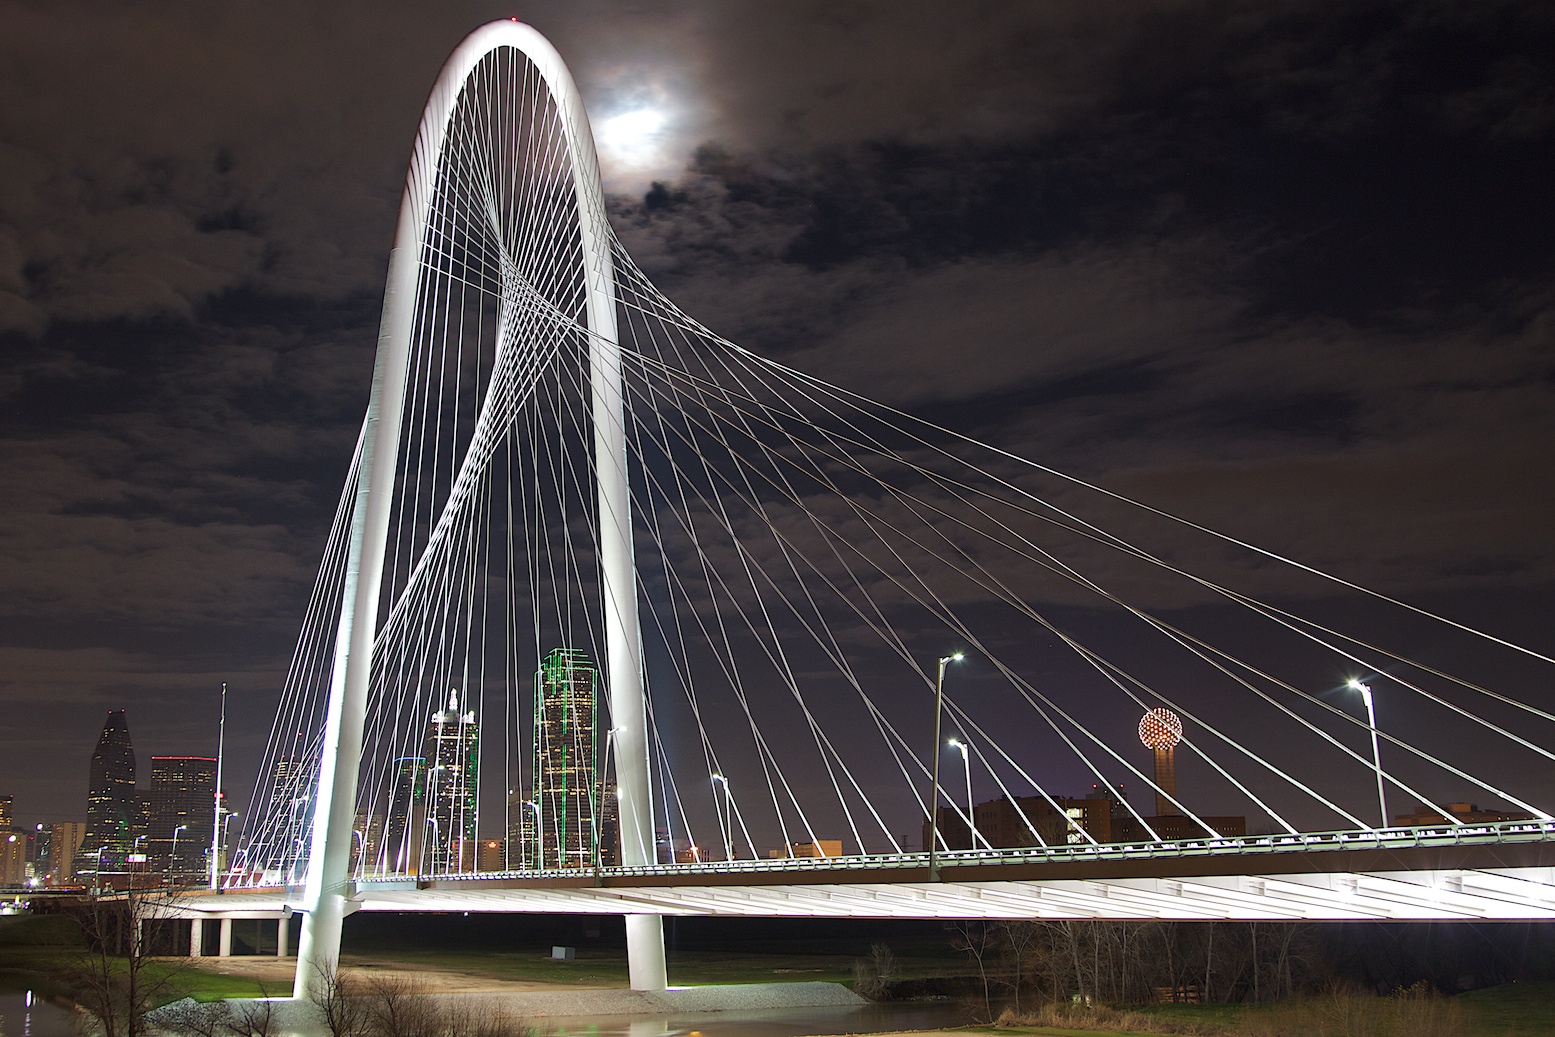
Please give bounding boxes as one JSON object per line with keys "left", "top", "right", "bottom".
{"left": 1138, "top": 707, "right": 1183, "bottom": 816}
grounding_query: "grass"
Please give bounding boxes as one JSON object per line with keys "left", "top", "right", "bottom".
{"left": 982, "top": 982, "right": 1555, "bottom": 1037}
{"left": 162, "top": 964, "right": 279, "bottom": 1003}
{"left": 1455, "top": 980, "right": 1555, "bottom": 1036}
{"left": 0, "top": 914, "right": 84, "bottom": 948}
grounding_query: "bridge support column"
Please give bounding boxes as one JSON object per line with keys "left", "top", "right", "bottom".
{"left": 626, "top": 915, "right": 667, "bottom": 991}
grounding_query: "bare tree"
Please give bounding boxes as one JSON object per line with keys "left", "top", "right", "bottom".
{"left": 310, "top": 958, "right": 370, "bottom": 1037}
{"left": 59, "top": 880, "right": 190, "bottom": 1037}
{"left": 227, "top": 996, "right": 277, "bottom": 1037}
{"left": 364, "top": 971, "right": 443, "bottom": 1037}
{"left": 947, "top": 921, "right": 998, "bottom": 1020}
{"left": 851, "top": 943, "right": 898, "bottom": 1001}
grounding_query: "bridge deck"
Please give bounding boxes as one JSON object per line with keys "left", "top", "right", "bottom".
{"left": 190, "top": 823, "right": 1555, "bottom": 922}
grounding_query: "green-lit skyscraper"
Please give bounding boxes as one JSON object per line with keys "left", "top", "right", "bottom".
{"left": 533, "top": 649, "right": 599, "bottom": 869}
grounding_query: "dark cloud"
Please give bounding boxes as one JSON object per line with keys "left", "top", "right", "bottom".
{"left": 0, "top": 0, "right": 1550, "bottom": 833}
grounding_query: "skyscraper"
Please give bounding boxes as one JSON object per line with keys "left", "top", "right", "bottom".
{"left": 598, "top": 786, "right": 620, "bottom": 867}
{"left": 82, "top": 710, "right": 137, "bottom": 875}
{"left": 381, "top": 756, "right": 425, "bottom": 874}
{"left": 533, "top": 648, "right": 599, "bottom": 869}
{"left": 144, "top": 756, "right": 216, "bottom": 880}
{"left": 505, "top": 788, "right": 534, "bottom": 869}
{"left": 258, "top": 755, "right": 313, "bottom": 882}
{"left": 423, "top": 690, "right": 478, "bottom": 873}
{"left": 48, "top": 822, "right": 86, "bottom": 886}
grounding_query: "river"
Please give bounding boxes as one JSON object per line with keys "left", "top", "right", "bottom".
{"left": 0, "top": 989, "right": 80, "bottom": 1037}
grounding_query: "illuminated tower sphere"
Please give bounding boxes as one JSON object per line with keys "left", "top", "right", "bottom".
{"left": 1138, "top": 707, "right": 1183, "bottom": 817}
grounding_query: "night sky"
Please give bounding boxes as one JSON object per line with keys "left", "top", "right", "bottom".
{"left": 1, "top": 1, "right": 1552, "bottom": 835}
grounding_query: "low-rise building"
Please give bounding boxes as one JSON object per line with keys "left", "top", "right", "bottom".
{"left": 1393, "top": 802, "right": 1535, "bottom": 827}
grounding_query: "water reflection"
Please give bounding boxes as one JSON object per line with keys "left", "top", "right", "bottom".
{"left": 0, "top": 990, "right": 79, "bottom": 1037}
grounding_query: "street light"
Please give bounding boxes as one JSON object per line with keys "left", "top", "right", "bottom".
{"left": 426, "top": 818, "right": 441, "bottom": 875}
{"left": 927, "top": 652, "right": 964, "bottom": 881}
{"left": 711, "top": 774, "right": 733, "bottom": 862}
{"left": 219, "top": 813, "right": 237, "bottom": 887}
{"left": 1347, "top": 679, "right": 1389, "bottom": 829}
{"left": 948, "top": 739, "right": 980, "bottom": 850}
{"left": 524, "top": 800, "right": 541, "bottom": 869}
{"left": 170, "top": 825, "right": 189, "bottom": 878}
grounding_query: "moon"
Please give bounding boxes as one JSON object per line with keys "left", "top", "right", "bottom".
{"left": 597, "top": 109, "right": 668, "bottom": 167}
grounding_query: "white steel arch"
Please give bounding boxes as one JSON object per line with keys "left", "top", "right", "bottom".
{"left": 293, "top": 20, "right": 664, "bottom": 998}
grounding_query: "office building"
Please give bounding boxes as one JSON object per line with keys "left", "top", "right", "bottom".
{"left": 927, "top": 793, "right": 1117, "bottom": 850}
{"left": 48, "top": 822, "right": 86, "bottom": 886}
{"left": 767, "top": 839, "right": 844, "bottom": 859}
{"left": 927, "top": 792, "right": 1244, "bottom": 849}
{"left": 506, "top": 788, "right": 536, "bottom": 869}
{"left": 144, "top": 756, "right": 217, "bottom": 880}
{"left": 257, "top": 755, "right": 313, "bottom": 881}
{"left": 381, "top": 756, "right": 426, "bottom": 874}
{"left": 533, "top": 648, "right": 599, "bottom": 869}
{"left": 1111, "top": 812, "right": 1247, "bottom": 841}
{"left": 423, "top": 690, "right": 479, "bottom": 873}
{"left": 598, "top": 786, "right": 620, "bottom": 867}
{"left": 82, "top": 710, "right": 137, "bottom": 875}
{"left": 1393, "top": 802, "right": 1536, "bottom": 827}
{"left": 477, "top": 838, "right": 505, "bottom": 872}
{"left": 0, "top": 832, "right": 23, "bottom": 887}
{"left": 350, "top": 808, "right": 384, "bottom": 875}
{"left": 0, "top": 796, "right": 11, "bottom": 828}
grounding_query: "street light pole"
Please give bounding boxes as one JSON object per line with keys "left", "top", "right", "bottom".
{"left": 1348, "top": 679, "right": 1389, "bottom": 829}
{"left": 949, "top": 739, "right": 978, "bottom": 850}
{"left": 219, "top": 813, "right": 236, "bottom": 887}
{"left": 524, "top": 800, "right": 541, "bottom": 869}
{"left": 926, "top": 652, "right": 963, "bottom": 881}
{"left": 711, "top": 774, "right": 733, "bottom": 862}
{"left": 212, "top": 681, "right": 227, "bottom": 891}
{"left": 170, "top": 825, "right": 188, "bottom": 879}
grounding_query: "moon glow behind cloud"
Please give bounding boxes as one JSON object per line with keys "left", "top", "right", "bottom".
{"left": 597, "top": 108, "right": 669, "bottom": 177}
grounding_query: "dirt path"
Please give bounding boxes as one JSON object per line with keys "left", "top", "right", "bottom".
{"left": 184, "top": 955, "right": 616, "bottom": 993}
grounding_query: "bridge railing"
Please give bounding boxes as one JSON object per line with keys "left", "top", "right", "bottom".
{"left": 352, "top": 820, "right": 1555, "bottom": 887}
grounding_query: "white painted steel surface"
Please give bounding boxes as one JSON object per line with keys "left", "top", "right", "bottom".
{"left": 295, "top": 19, "right": 665, "bottom": 997}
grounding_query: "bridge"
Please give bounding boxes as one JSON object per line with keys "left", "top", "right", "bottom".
{"left": 211, "top": 21, "right": 1555, "bottom": 999}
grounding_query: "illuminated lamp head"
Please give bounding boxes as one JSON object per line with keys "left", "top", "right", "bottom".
{"left": 1138, "top": 707, "right": 1183, "bottom": 751}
